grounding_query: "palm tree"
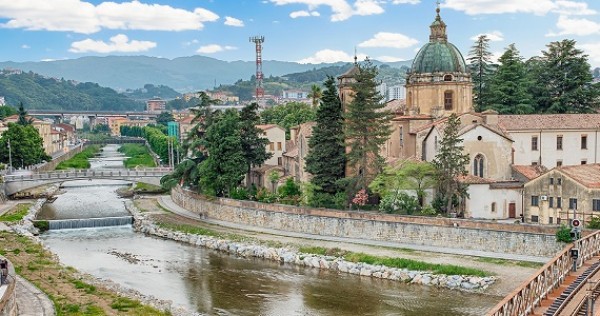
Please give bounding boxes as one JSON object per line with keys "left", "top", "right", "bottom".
{"left": 307, "top": 84, "right": 322, "bottom": 109}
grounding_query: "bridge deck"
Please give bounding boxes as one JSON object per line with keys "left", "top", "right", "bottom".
{"left": 533, "top": 256, "right": 600, "bottom": 316}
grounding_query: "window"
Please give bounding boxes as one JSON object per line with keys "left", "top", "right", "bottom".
{"left": 549, "top": 197, "right": 554, "bottom": 208}
{"left": 277, "top": 142, "right": 282, "bottom": 151}
{"left": 473, "top": 154, "right": 484, "bottom": 177}
{"left": 582, "top": 160, "right": 587, "bottom": 165}
{"left": 531, "top": 215, "right": 539, "bottom": 223}
{"left": 444, "top": 90, "right": 453, "bottom": 110}
{"left": 400, "top": 127, "right": 404, "bottom": 146}
{"left": 593, "top": 199, "right": 600, "bottom": 211}
{"left": 277, "top": 157, "right": 282, "bottom": 166}
{"left": 557, "top": 161, "right": 563, "bottom": 167}
{"left": 549, "top": 217, "right": 553, "bottom": 224}
{"left": 582, "top": 135, "right": 588, "bottom": 149}
{"left": 269, "top": 142, "right": 274, "bottom": 151}
{"left": 557, "top": 136, "right": 563, "bottom": 150}
{"left": 531, "top": 195, "right": 539, "bottom": 206}
{"left": 531, "top": 136, "right": 538, "bottom": 151}
{"left": 532, "top": 161, "right": 538, "bottom": 166}
{"left": 557, "top": 197, "right": 562, "bottom": 208}
{"left": 569, "top": 198, "right": 578, "bottom": 210}
{"left": 550, "top": 177, "right": 554, "bottom": 185}
{"left": 558, "top": 178, "right": 562, "bottom": 185}
{"left": 491, "top": 202, "right": 496, "bottom": 212}
{"left": 444, "top": 74, "right": 453, "bottom": 81}
{"left": 434, "top": 136, "right": 438, "bottom": 151}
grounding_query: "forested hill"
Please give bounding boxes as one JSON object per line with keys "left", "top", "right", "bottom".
{"left": 0, "top": 70, "right": 143, "bottom": 111}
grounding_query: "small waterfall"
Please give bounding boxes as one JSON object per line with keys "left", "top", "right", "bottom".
{"left": 47, "top": 216, "right": 133, "bottom": 230}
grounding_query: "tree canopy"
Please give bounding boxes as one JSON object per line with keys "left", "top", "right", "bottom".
{"left": 0, "top": 123, "right": 50, "bottom": 168}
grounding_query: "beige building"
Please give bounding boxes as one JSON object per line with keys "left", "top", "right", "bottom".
{"left": 405, "top": 6, "right": 472, "bottom": 117}
{"left": 283, "top": 122, "right": 315, "bottom": 183}
{"left": 107, "top": 117, "right": 151, "bottom": 136}
{"left": 524, "top": 164, "right": 600, "bottom": 225}
{"left": 257, "top": 124, "right": 286, "bottom": 166}
{"left": 498, "top": 114, "right": 600, "bottom": 168}
{"left": 3, "top": 115, "right": 52, "bottom": 155}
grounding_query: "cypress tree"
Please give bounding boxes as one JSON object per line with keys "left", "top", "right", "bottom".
{"left": 305, "top": 76, "right": 346, "bottom": 194}
{"left": 239, "top": 102, "right": 272, "bottom": 188}
{"left": 467, "top": 35, "right": 494, "bottom": 112}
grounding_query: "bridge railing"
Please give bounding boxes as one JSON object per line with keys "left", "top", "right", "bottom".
{"left": 487, "top": 230, "right": 600, "bottom": 316}
{"left": 3, "top": 168, "right": 171, "bottom": 182}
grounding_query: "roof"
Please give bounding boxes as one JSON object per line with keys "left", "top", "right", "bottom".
{"left": 256, "top": 124, "right": 283, "bottom": 131}
{"left": 337, "top": 64, "right": 360, "bottom": 79}
{"left": 457, "top": 174, "right": 494, "bottom": 184}
{"left": 298, "top": 121, "right": 316, "bottom": 139}
{"left": 283, "top": 144, "right": 298, "bottom": 158}
{"left": 3, "top": 114, "right": 45, "bottom": 124}
{"left": 558, "top": 164, "right": 600, "bottom": 189}
{"left": 498, "top": 114, "right": 600, "bottom": 131}
{"left": 54, "top": 123, "right": 75, "bottom": 132}
{"left": 512, "top": 165, "right": 548, "bottom": 180}
{"left": 410, "top": 41, "right": 467, "bottom": 74}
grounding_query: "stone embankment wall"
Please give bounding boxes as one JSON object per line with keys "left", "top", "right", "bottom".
{"left": 172, "top": 186, "right": 564, "bottom": 258}
{"left": 0, "top": 259, "right": 18, "bottom": 316}
{"left": 37, "top": 144, "right": 85, "bottom": 172}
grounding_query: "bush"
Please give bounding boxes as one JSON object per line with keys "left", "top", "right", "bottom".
{"left": 230, "top": 187, "right": 250, "bottom": 200}
{"left": 379, "top": 192, "right": 419, "bottom": 215}
{"left": 556, "top": 225, "right": 573, "bottom": 243}
{"left": 588, "top": 216, "right": 600, "bottom": 229}
{"left": 256, "top": 188, "right": 278, "bottom": 203}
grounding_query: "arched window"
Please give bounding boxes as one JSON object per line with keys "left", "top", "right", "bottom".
{"left": 444, "top": 90, "right": 453, "bottom": 110}
{"left": 444, "top": 74, "right": 453, "bottom": 81}
{"left": 474, "top": 154, "right": 484, "bottom": 177}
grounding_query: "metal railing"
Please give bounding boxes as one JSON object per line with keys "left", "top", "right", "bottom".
{"left": 487, "top": 230, "right": 600, "bottom": 316}
{"left": 3, "top": 168, "right": 171, "bottom": 182}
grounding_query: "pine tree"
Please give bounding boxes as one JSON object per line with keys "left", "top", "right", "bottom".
{"left": 432, "top": 114, "right": 470, "bottom": 214}
{"left": 344, "top": 60, "right": 393, "bottom": 192}
{"left": 305, "top": 76, "right": 346, "bottom": 195}
{"left": 467, "top": 35, "right": 494, "bottom": 112}
{"left": 17, "top": 102, "right": 32, "bottom": 126}
{"left": 183, "top": 92, "right": 220, "bottom": 159}
{"left": 486, "top": 44, "right": 535, "bottom": 114}
{"left": 530, "top": 39, "right": 599, "bottom": 113}
{"left": 239, "top": 102, "right": 272, "bottom": 188}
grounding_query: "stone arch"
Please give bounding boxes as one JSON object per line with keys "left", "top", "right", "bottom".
{"left": 443, "top": 74, "right": 453, "bottom": 81}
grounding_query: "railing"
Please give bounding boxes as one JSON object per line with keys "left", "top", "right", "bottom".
{"left": 3, "top": 168, "right": 171, "bottom": 182}
{"left": 487, "top": 230, "right": 600, "bottom": 316}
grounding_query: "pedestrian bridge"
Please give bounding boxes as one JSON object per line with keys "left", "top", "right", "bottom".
{"left": 2, "top": 168, "right": 171, "bottom": 196}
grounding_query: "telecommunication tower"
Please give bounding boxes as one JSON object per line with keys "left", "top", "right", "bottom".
{"left": 249, "top": 35, "right": 265, "bottom": 106}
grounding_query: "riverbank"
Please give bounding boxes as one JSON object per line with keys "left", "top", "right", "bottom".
{"left": 133, "top": 196, "right": 541, "bottom": 297}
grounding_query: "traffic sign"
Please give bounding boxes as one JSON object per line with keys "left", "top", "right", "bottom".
{"left": 572, "top": 219, "right": 581, "bottom": 227}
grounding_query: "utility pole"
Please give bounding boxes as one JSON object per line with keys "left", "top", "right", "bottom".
{"left": 7, "top": 139, "right": 12, "bottom": 173}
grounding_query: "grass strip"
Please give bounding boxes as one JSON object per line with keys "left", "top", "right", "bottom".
{"left": 0, "top": 203, "right": 31, "bottom": 222}
{"left": 299, "top": 246, "right": 491, "bottom": 277}
{"left": 56, "top": 145, "right": 101, "bottom": 170}
{"left": 0, "top": 231, "right": 170, "bottom": 315}
{"left": 475, "top": 257, "right": 544, "bottom": 269}
{"left": 118, "top": 144, "right": 156, "bottom": 168}
{"left": 155, "top": 222, "right": 250, "bottom": 243}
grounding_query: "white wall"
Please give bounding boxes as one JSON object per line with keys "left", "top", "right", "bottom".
{"left": 467, "top": 184, "right": 521, "bottom": 219}
{"left": 263, "top": 127, "right": 286, "bottom": 166}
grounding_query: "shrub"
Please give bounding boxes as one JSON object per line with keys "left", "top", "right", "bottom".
{"left": 379, "top": 192, "right": 419, "bottom": 215}
{"left": 588, "top": 216, "right": 600, "bottom": 229}
{"left": 556, "top": 225, "right": 573, "bottom": 243}
{"left": 230, "top": 187, "right": 250, "bottom": 200}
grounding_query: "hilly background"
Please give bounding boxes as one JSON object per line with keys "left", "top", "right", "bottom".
{"left": 0, "top": 56, "right": 413, "bottom": 93}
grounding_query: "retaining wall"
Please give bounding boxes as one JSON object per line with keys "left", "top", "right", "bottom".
{"left": 171, "top": 186, "right": 564, "bottom": 258}
{"left": 0, "top": 258, "right": 17, "bottom": 316}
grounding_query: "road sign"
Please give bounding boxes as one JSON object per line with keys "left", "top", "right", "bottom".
{"left": 572, "top": 219, "right": 581, "bottom": 227}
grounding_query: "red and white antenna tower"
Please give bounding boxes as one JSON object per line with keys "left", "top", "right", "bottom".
{"left": 249, "top": 35, "right": 265, "bottom": 106}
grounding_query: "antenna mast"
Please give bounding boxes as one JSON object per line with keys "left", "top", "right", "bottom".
{"left": 249, "top": 35, "right": 265, "bottom": 107}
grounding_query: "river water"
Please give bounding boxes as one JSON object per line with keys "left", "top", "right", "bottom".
{"left": 39, "top": 144, "right": 501, "bottom": 315}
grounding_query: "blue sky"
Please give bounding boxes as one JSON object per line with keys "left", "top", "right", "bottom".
{"left": 0, "top": 0, "right": 599, "bottom": 67}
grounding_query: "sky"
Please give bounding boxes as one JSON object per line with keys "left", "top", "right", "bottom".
{"left": 0, "top": 0, "right": 599, "bottom": 67}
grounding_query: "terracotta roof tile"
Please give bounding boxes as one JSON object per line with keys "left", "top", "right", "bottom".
{"left": 256, "top": 124, "right": 283, "bottom": 131}
{"left": 559, "top": 163, "right": 600, "bottom": 189}
{"left": 457, "top": 174, "right": 494, "bottom": 184}
{"left": 498, "top": 114, "right": 600, "bottom": 131}
{"left": 512, "top": 165, "right": 548, "bottom": 180}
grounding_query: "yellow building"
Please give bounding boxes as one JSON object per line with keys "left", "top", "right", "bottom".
{"left": 405, "top": 6, "right": 473, "bottom": 117}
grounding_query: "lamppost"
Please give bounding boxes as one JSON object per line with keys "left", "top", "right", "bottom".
{"left": 7, "top": 139, "right": 12, "bottom": 173}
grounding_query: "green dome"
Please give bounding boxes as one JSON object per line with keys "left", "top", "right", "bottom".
{"left": 411, "top": 41, "right": 467, "bottom": 74}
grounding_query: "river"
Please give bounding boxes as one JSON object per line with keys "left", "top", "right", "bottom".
{"left": 38, "top": 144, "right": 501, "bottom": 315}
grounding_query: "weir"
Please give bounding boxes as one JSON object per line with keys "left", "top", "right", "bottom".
{"left": 47, "top": 216, "right": 133, "bottom": 230}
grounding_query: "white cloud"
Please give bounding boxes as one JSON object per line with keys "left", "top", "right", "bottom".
{"left": 444, "top": 0, "right": 596, "bottom": 16}
{"left": 69, "top": 34, "right": 156, "bottom": 53}
{"left": 391, "top": 0, "right": 419, "bottom": 4}
{"left": 21, "top": 44, "right": 30, "bottom": 49}
{"left": 270, "top": 0, "right": 384, "bottom": 21}
{"left": 359, "top": 32, "right": 418, "bottom": 49}
{"left": 289, "top": 10, "right": 320, "bottom": 18}
{"left": 224, "top": 16, "right": 244, "bottom": 27}
{"left": 579, "top": 42, "right": 600, "bottom": 65}
{"left": 183, "top": 39, "right": 199, "bottom": 46}
{"left": 547, "top": 15, "right": 600, "bottom": 36}
{"left": 196, "top": 44, "right": 237, "bottom": 54}
{"left": 298, "top": 49, "right": 367, "bottom": 64}
{"left": 470, "top": 31, "right": 504, "bottom": 42}
{"left": 0, "top": 0, "right": 219, "bottom": 34}
{"left": 376, "top": 55, "right": 409, "bottom": 62}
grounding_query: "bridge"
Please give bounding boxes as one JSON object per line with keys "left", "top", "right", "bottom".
{"left": 28, "top": 106, "right": 247, "bottom": 120}
{"left": 2, "top": 168, "right": 171, "bottom": 196}
{"left": 488, "top": 230, "right": 600, "bottom": 316}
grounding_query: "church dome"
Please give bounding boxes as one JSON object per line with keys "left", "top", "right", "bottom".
{"left": 409, "top": 6, "right": 467, "bottom": 74}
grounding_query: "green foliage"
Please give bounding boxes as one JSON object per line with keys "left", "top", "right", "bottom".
{"left": 0, "top": 203, "right": 31, "bottom": 222}
{"left": 278, "top": 178, "right": 302, "bottom": 205}
{"left": 160, "top": 159, "right": 200, "bottom": 190}
{"left": 307, "top": 84, "right": 322, "bottom": 108}
{"left": 0, "top": 105, "right": 17, "bottom": 120}
{"left": 123, "top": 84, "right": 180, "bottom": 100}
{"left": 260, "top": 101, "right": 316, "bottom": 139}
{"left": 0, "top": 71, "right": 142, "bottom": 111}
{"left": 0, "top": 123, "right": 51, "bottom": 167}
{"left": 432, "top": 114, "right": 470, "bottom": 213}
{"left": 155, "top": 111, "right": 175, "bottom": 126}
{"left": 370, "top": 160, "right": 436, "bottom": 210}
{"left": 379, "top": 193, "right": 419, "bottom": 215}
{"left": 56, "top": 145, "right": 100, "bottom": 170}
{"left": 33, "top": 220, "right": 49, "bottom": 232}
{"left": 305, "top": 76, "right": 346, "bottom": 195}
{"left": 344, "top": 60, "right": 393, "bottom": 192}
{"left": 556, "top": 225, "right": 573, "bottom": 243}
{"left": 118, "top": 144, "right": 156, "bottom": 168}
{"left": 110, "top": 297, "right": 141, "bottom": 312}
{"left": 240, "top": 102, "right": 271, "bottom": 186}
{"left": 467, "top": 35, "right": 495, "bottom": 112}
{"left": 229, "top": 187, "right": 251, "bottom": 200}
{"left": 587, "top": 216, "right": 600, "bottom": 229}
{"left": 92, "top": 124, "right": 110, "bottom": 134}
{"left": 256, "top": 188, "right": 278, "bottom": 203}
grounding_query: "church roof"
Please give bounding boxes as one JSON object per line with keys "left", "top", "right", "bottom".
{"left": 498, "top": 114, "right": 600, "bottom": 131}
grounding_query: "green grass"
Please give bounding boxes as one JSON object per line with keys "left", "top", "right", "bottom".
{"left": 0, "top": 203, "right": 31, "bottom": 222}
{"left": 156, "top": 222, "right": 250, "bottom": 243}
{"left": 56, "top": 145, "right": 101, "bottom": 170}
{"left": 118, "top": 144, "right": 156, "bottom": 168}
{"left": 475, "top": 257, "right": 544, "bottom": 269}
{"left": 298, "top": 246, "right": 491, "bottom": 277}
{"left": 133, "top": 182, "right": 164, "bottom": 193}
{"left": 71, "top": 279, "right": 97, "bottom": 294}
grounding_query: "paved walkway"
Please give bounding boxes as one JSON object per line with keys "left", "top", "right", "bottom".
{"left": 15, "top": 276, "right": 55, "bottom": 316}
{"left": 157, "top": 196, "right": 551, "bottom": 263}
